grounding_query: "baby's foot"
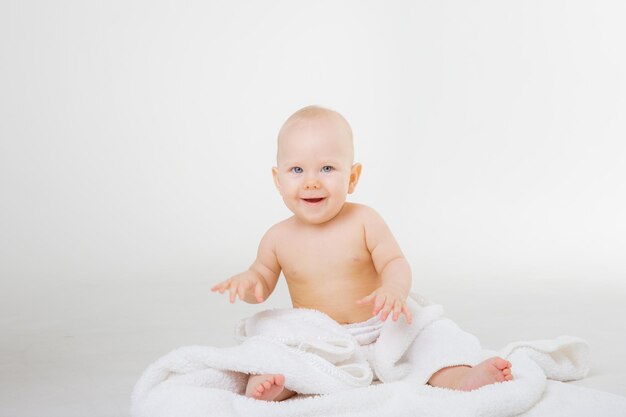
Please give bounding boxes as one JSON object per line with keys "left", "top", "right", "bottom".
{"left": 245, "top": 374, "right": 286, "bottom": 401}
{"left": 457, "top": 357, "right": 513, "bottom": 391}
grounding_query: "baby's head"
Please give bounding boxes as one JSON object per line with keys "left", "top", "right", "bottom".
{"left": 272, "top": 105, "right": 362, "bottom": 225}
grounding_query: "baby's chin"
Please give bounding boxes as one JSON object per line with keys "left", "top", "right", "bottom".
{"left": 291, "top": 207, "right": 346, "bottom": 225}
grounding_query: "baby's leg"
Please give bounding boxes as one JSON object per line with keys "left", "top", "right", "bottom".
{"left": 245, "top": 374, "right": 295, "bottom": 401}
{"left": 403, "top": 318, "right": 513, "bottom": 390}
{"left": 428, "top": 357, "right": 513, "bottom": 391}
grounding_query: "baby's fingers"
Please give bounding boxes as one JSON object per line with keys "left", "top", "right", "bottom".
{"left": 254, "top": 280, "right": 264, "bottom": 302}
{"left": 402, "top": 304, "right": 413, "bottom": 324}
{"left": 237, "top": 280, "right": 250, "bottom": 302}
{"left": 228, "top": 280, "right": 242, "bottom": 303}
{"left": 372, "top": 294, "right": 387, "bottom": 317}
{"left": 379, "top": 297, "right": 395, "bottom": 321}
{"left": 211, "top": 280, "right": 229, "bottom": 294}
{"left": 392, "top": 300, "right": 402, "bottom": 321}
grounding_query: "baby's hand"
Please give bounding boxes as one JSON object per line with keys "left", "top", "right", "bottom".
{"left": 356, "top": 285, "right": 413, "bottom": 324}
{"left": 211, "top": 271, "right": 266, "bottom": 303}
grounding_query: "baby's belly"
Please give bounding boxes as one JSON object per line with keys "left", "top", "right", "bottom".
{"left": 286, "top": 275, "right": 381, "bottom": 324}
{"left": 296, "top": 301, "right": 375, "bottom": 324}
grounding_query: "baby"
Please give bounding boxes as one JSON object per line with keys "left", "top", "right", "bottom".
{"left": 212, "top": 105, "right": 513, "bottom": 401}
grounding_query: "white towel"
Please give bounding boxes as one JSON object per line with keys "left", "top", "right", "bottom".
{"left": 131, "top": 294, "right": 625, "bottom": 417}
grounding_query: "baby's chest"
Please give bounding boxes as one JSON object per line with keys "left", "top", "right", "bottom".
{"left": 275, "top": 230, "right": 371, "bottom": 279}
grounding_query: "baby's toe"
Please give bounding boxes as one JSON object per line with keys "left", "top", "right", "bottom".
{"left": 492, "top": 357, "right": 511, "bottom": 370}
{"left": 501, "top": 366, "right": 513, "bottom": 381}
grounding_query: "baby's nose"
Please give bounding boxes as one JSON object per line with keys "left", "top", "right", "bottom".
{"left": 304, "top": 180, "right": 321, "bottom": 190}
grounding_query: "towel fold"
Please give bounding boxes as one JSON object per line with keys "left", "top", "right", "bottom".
{"left": 131, "top": 294, "right": 620, "bottom": 417}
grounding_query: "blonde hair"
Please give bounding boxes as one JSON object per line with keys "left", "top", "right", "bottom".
{"left": 277, "top": 105, "right": 354, "bottom": 162}
{"left": 279, "top": 105, "right": 352, "bottom": 140}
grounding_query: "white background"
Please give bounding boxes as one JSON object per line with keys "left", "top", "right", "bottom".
{"left": 1, "top": 1, "right": 625, "bottom": 415}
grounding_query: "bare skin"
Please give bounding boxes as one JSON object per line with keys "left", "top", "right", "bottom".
{"left": 428, "top": 357, "right": 513, "bottom": 391}
{"left": 212, "top": 106, "right": 513, "bottom": 401}
{"left": 245, "top": 374, "right": 293, "bottom": 401}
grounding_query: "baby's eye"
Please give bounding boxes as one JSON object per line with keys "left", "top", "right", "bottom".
{"left": 321, "top": 166, "right": 334, "bottom": 173}
{"left": 291, "top": 167, "right": 303, "bottom": 174}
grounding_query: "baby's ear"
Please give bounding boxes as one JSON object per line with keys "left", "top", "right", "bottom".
{"left": 348, "top": 163, "right": 362, "bottom": 194}
{"left": 272, "top": 167, "right": 281, "bottom": 191}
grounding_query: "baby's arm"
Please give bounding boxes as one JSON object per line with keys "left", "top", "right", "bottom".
{"left": 211, "top": 228, "right": 281, "bottom": 304}
{"left": 356, "top": 207, "right": 413, "bottom": 323}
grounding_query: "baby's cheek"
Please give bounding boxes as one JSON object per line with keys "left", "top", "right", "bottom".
{"left": 332, "top": 177, "right": 350, "bottom": 191}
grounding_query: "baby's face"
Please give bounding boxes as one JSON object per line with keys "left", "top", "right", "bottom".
{"left": 273, "top": 115, "right": 360, "bottom": 225}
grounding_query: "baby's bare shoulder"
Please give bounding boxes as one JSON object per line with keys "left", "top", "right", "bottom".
{"left": 262, "top": 216, "right": 297, "bottom": 241}
{"left": 344, "top": 202, "right": 385, "bottom": 223}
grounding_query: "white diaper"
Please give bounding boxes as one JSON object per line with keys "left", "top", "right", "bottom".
{"left": 343, "top": 315, "right": 384, "bottom": 380}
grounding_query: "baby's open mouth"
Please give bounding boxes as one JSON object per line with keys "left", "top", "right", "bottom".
{"left": 302, "top": 198, "right": 325, "bottom": 203}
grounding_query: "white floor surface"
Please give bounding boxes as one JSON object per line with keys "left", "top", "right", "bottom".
{"left": 1, "top": 272, "right": 625, "bottom": 417}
